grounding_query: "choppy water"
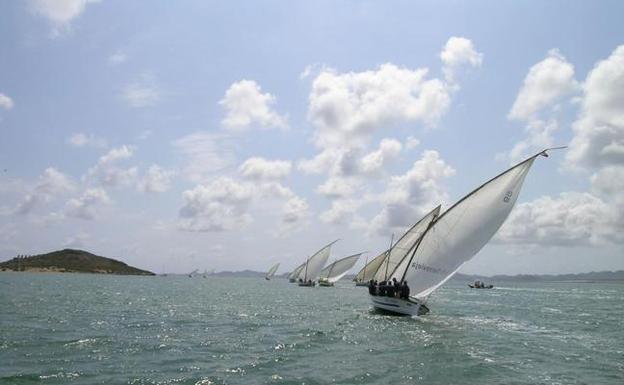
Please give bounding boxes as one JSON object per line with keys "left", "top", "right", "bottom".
{"left": 1, "top": 273, "right": 623, "bottom": 384}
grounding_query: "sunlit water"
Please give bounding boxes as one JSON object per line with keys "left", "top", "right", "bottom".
{"left": 1, "top": 273, "right": 623, "bottom": 384}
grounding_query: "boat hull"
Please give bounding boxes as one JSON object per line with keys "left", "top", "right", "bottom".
{"left": 318, "top": 281, "right": 334, "bottom": 287}
{"left": 298, "top": 282, "right": 316, "bottom": 287}
{"left": 369, "top": 294, "right": 429, "bottom": 316}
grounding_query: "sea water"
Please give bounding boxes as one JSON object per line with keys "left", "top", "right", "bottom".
{"left": 1, "top": 273, "right": 623, "bottom": 384}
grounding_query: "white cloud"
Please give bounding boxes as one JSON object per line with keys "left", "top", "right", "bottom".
{"left": 0, "top": 93, "right": 14, "bottom": 110}
{"left": 282, "top": 196, "right": 309, "bottom": 224}
{"left": 172, "top": 132, "right": 236, "bottom": 182}
{"left": 87, "top": 145, "right": 138, "bottom": 188}
{"left": 369, "top": 150, "right": 455, "bottom": 234}
{"left": 220, "top": 80, "right": 288, "bottom": 131}
{"left": 138, "top": 165, "right": 175, "bottom": 193}
{"left": 16, "top": 168, "right": 75, "bottom": 214}
{"left": 66, "top": 132, "right": 107, "bottom": 148}
{"left": 308, "top": 63, "right": 451, "bottom": 148}
{"left": 360, "top": 138, "right": 402, "bottom": 175}
{"left": 406, "top": 136, "right": 420, "bottom": 150}
{"left": 65, "top": 188, "right": 110, "bottom": 220}
{"left": 505, "top": 50, "right": 579, "bottom": 162}
{"left": 509, "top": 49, "right": 579, "bottom": 121}
{"left": 497, "top": 192, "right": 623, "bottom": 246}
{"left": 239, "top": 157, "right": 292, "bottom": 180}
{"left": 29, "top": 0, "right": 99, "bottom": 34}
{"left": 316, "top": 177, "right": 358, "bottom": 199}
{"left": 108, "top": 51, "right": 126, "bottom": 65}
{"left": 319, "top": 198, "right": 362, "bottom": 225}
{"left": 121, "top": 74, "right": 161, "bottom": 108}
{"left": 178, "top": 177, "right": 253, "bottom": 232}
{"left": 567, "top": 45, "right": 624, "bottom": 170}
{"left": 440, "top": 36, "right": 483, "bottom": 84}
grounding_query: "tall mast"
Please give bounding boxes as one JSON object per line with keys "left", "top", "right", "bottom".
{"left": 384, "top": 233, "right": 394, "bottom": 281}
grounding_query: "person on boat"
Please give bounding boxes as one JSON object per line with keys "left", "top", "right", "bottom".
{"left": 368, "top": 280, "right": 375, "bottom": 295}
{"left": 400, "top": 281, "right": 410, "bottom": 299}
{"left": 373, "top": 280, "right": 379, "bottom": 295}
{"left": 387, "top": 281, "right": 395, "bottom": 297}
{"left": 379, "top": 281, "right": 386, "bottom": 296}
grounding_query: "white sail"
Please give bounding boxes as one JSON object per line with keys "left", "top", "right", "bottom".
{"left": 392, "top": 152, "right": 544, "bottom": 299}
{"left": 265, "top": 263, "right": 280, "bottom": 279}
{"left": 298, "top": 240, "right": 338, "bottom": 282}
{"left": 319, "top": 253, "right": 363, "bottom": 283}
{"left": 288, "top": 263, "right": 305, "bottom": 280}
{"left": 373, "top": 206, "right": 441, "bottom": 282}
{"left": 354, "top": 251, "right": 387, "bottom": 282}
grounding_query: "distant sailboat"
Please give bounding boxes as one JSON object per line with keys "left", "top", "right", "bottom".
{"left": 298, "top": 240, "right": 338, "bottom": 287}
{"left": 288, "top": 263, "right": 305, "bottom": 283}
{"left": 188, "top": 269, "right": 198, "bottom": 278}
{"left": 265, "top": 262, "right": 280, "bottom": 280}
{"left": 370, "top": 148, "right": 561, "bottom": 316}
{"left": 318, "top": 252, "right": 363, "bottom": 286}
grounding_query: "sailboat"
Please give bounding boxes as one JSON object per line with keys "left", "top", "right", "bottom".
{"left": 188, "top": 269, "right": 198, "bottom": 278}
{"left": 353, "top": 251, "right": 387, "bottom": 286}
{"left": 369, "top": 148, "right": 561, "bottom": 316}
{"left": 318, "top": 252, "right": 363, "bottom": 286}
{"left": 265, "top": 262, "right": 280, "bottom": 280}
{"left": 298, "top": 240, "right": 338, "bottom": 287}
{"left": 288, "top": 262, "right": 305, "bottom": 283}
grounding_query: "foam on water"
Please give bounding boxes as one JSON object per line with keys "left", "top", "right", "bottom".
{"left": 1, "top": 273, "right": 623, "bottom": 384}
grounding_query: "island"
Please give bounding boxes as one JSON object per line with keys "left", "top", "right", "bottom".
{"left": 0, "top": 249, "right": 155, "bottom": 275}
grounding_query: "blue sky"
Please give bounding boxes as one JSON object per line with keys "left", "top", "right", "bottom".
{"left": 1, "top": 1, "right": 623, "bottom": 275}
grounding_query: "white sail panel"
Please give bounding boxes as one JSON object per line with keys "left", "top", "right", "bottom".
{"left": 373, "top": 206, "right": 441, "bottom": 281}
{"left": 288, "top": 263, "right": 305, "bottom": 280}
{"left": 354, "top": 252, "right": 387, "bottom": 282}
{"left": 266, "top": 263, "right": 280, "bottom": 279}
{"left": 298, "top": 240, "right": 337, "bottom": 281}
{"left": 320, "top": 253, "right": 362, "bottom": 283}
{"left": 396, "top": 157, "right": 536, "bottom": 298}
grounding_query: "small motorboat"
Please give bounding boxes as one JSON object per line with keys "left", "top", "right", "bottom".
{"left": 468, "top": 280, "right": 493, "bottom": 289}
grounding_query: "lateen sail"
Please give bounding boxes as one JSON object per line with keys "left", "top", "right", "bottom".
{"left": 373, "top": 206, "right": 441, "bottom": 282}
{"left": 298, "top": 240, "right": 338, "bottom": 282}
{"left": 392, "top": 151, "right": 545, "bottom": 299}
{"left": 265, "top": 263, "right": 280, "bottom": 279}
{"left": 354, "top": 251, "right": 387, "bottom": 282}
{"left": 288, "top": 263, "right": 305, "bottom": 280}
{"left": 319, "top": 253, "right": 363, "bottom": 283}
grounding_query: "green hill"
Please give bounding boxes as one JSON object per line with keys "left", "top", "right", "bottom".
{"left": 0, "top": 249, "right": 154, "bottom": 275}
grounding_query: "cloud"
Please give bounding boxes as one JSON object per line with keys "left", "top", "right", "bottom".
{"left": 220, "top": 80, "right": 288, "bottom": 131}
{"left": 16, "top": 168, "right": 75, "bottom": 214}
{"left": 178, "top": 177, "right": 253, "bottom": 232}
{"left": 406, "top": 136, "right": 420, "bottom": 150}
{"left": 108, "top": 51, "right": 126, "bottom": 65}
{"left": 29, "top": 0, "right": 99, "bottom": 34}
{"left": 369, "top": 150, "right": 455, "bottom": 234}
{"left": 63, "top": 232, "right": 90, "bottom": 248}
{"left": 172, "top": 132, "right": 236, "bottom": 182}
{"left": 440, "top": 36, "right": 483, "bottom": 84}
{"left": 87, "top": 145, "right": 138, "bottom": 188}
{"left": 138, "top": 165, "right": 175, "bottom": 193}
{"left": 239, "top": 157, "right": 292, "bottom": 180}
{"left": 282, "top": 196, "right": 309, "bottom": 224}
{"left": 497, "top": 192, "right": 623, "bottom": 246}
{"left": 360, "top": 138, "right": 402, "bottom": 175}
{"left": 319, "top": 198, "right": 362, "bottom": 225}
{"left": 308, "top": 63, "right": 451, "bottom": 148}
{"left": 121, "top": 74, "right": 161, "bottom": 108}
{"left": 505, "top": 50, "right": 579, "bottom": 162}
{"left": 566, "top": 45, "right": 624, "bottom": 170}
{"left": 509, "top": 49, "right": 579, "bottom": 121}
{"left": 316, "top": 177, "right": 359, "bottom": 199}
{"left": 0, "top": 93, "right": 14, "bottom": 110}
{"left": 65, "top": 188, "right": 110, "bottom": 220}
{"left": 66, "top": 132, "right": 107, "bottom": 148}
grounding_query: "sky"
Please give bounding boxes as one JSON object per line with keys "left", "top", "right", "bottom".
{"left": 1, "top": 0, "right": 623, "bottom": 276}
